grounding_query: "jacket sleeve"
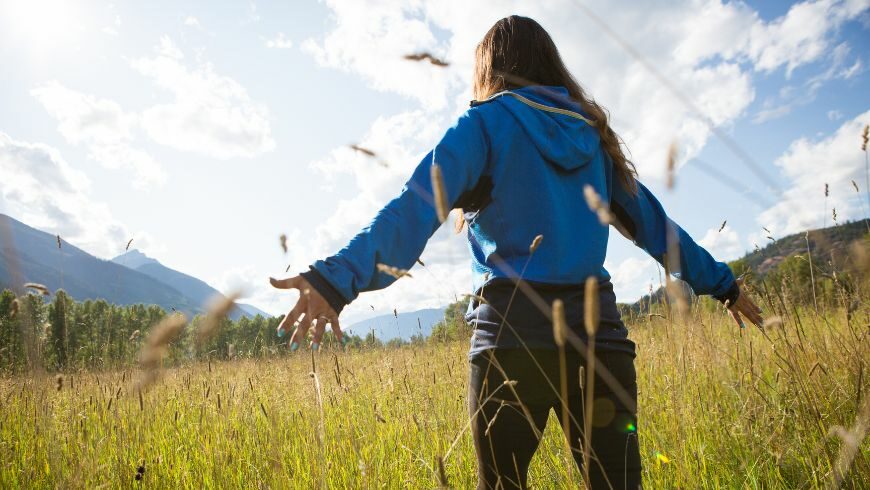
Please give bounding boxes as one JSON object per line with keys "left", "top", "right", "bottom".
{"left": 610, "top": 180, "right": 739, "bottom": 304}
{"left": 301, "top": 109, "right": 490, "bottom": 313}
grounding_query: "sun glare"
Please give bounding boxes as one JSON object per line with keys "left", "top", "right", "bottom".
{"left": 0, "top": 0, "right": 88, "bottom": 53}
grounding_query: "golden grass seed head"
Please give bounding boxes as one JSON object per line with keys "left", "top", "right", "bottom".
{"left": 349, "top": 144, "right": 376, "bottom": 157}
{"left": 552, "top": 299, "right": 567, "bottom": 347}
{"left": 23, "top": 283, "right": 50, "bottom": 296}
{"left": 376, "top": 263, "right": 413, "bottom": 279}
{"left": 862, "top": 124, "right": 868, "bottom": 151}
{"left": 196, "top": 291, "right": 242, "bottom": 347}
{"left": 666, "top": 278, "right": 690, "bottom": 316}
{"left": 279, "top": 234, "right": 288, "bottom": 254}
{"left": 529, "top": 234, "right": 544, "bottom": 254}
{"left": 583, "top": 185, "right": 614, "bottom": 225}
{"left": 666, "top": 140, "right": 678, "bottom": 190}
{"left": 140, "top": 313, "right": 188, "bottom": 374}
{"left": 762, "top": 316, "right": 783, "bottom": 329}
{"left": 404, "top": 52, "right": 449, "bottom": 67}
{"left": 430, "top": 164, "right": 449, "bottom": 223}
{"left": 848, "top": 241, "right": 869, "bottom": 274}
{"left": 10, "top": 298, "right": 18, "bottom": 319}
{"left": 146, "top": 313, "right": 187, "bottom": 348}
{"left": 584, "top": 277, "right": 600, "bottom": 336}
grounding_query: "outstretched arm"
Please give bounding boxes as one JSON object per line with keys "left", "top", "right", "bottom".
{"left": 610, "top": 180, "right": 762, "bottom": 328}
{"left": 270, "top": 110, "right": 489, "bottom": 348}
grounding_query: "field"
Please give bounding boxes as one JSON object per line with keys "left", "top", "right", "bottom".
{"left": 1, "top": 298, "right": 867, "bottom": 489}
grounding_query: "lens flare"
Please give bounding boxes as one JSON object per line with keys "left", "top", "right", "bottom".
{"left": 655, "top": 451, "right": 671, "bottom": 464}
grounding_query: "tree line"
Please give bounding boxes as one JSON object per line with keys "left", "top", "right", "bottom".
{"left": 0, "top": 290, "right": 423, "bottom": 372}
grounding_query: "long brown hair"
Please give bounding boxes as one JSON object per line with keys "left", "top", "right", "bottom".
{"left": 473, "top": 15, "right": 637, "bottom": 193}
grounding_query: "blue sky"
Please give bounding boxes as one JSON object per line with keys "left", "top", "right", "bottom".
{"left": 1, "top": 0, "right": 868, "bottom": 324}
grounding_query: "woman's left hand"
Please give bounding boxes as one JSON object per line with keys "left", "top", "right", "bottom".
{"left": 269, "top": 275, "right": 342, "bottom": 350}
{"left": 726, "top": 277, "right": 763, "bottom": 329}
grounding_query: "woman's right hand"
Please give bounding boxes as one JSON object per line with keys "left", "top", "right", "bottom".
{"left": 726, "top": 277, "right": 763, "bottom": 329}
{"left": 269, "top": 275, "right": 343, "bottom": 350}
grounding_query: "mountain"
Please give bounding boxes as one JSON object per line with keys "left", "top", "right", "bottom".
{"left": 624, "top": 218, "right": 869, "bottom": 311}
{"left": 0, "top": 213, "right": 198, "bottom": 315}
{"left": 346, "top": 307, "right": 446, "bottom": 341}
{"left": 112, "top": 250, "right": 270, "bottom": 320}
{"left": 0, "top": 213, "right": 270, "bottom": 319}
{"left": 731, "top": 218, "right": 868, "bottom": 277}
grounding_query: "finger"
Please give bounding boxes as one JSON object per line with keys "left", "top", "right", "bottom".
{"left": 288, "top": 317, "right": 311, "bottom": 351}
{"left": 737, "top": 295, "right": 763, "bottom": 325}
{"left": 329, "top": 316, "right": 344, "bottom": 346}
{"left": 741, "top": 301, "right": 763, "bottom": 327}
{"left": 728, "top": 308, "right": 746, "bottom": 330}
{"left": 277, "top": 296, "right": 308, "bottom": 336}
{"left": 309, "top": 316, "right": 327, "bottom": 351}
{"left": 270, "top": 276, "right": 302, "bottom": 290}
{"left": 751, "top": 299, "right": 763, "bottom": 315}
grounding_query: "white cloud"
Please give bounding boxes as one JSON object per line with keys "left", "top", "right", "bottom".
{"left": 698, "top": 225, "right": 745, "bottom": 262}
{"left": 746, "top": 0, "right": 867, "bottom": 75}
{"left": 757, "top": 110, "right": 870, "bottom": 236}
{"left": 675, "top": 0, "right": 868, "bottom": 75}
{"left": 753, "top": 41, "right": 866, "bottom": 123}
{"left": 0, "top": 132, "right": 151, "bottom": 258}
{"left": 156, "top": 34, "right": 184, "bottom": 60}
{"left": 605, "top": 256, "right": 658, "bottom": 302}
{"left": 215, "top": 265, "right": 262, "bottom": 299}
{"left": 184, "top": 16, "right": 201, "bottom": 28}
{"left": 31, "top": 81, "right": 133, "bottom": 145}
{"left": 828, "top": 109, "right": 844, "bottom": 120}
{"left": 131, "top": 36, "right": 275, "bottom": 159}
{"left": 30, "top": 81, "right": 166, "bottom": 186}
{"left": 103, "top": 13, "right": 122, "bottom": 35}
{"left": 301, "top": 0, "right": 460, "bottom": 110}
{"left": 264, "top": 32, "right": 293, "bottom": 49}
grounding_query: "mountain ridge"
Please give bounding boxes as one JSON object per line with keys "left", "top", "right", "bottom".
{"left": 111, "top": 250, "right": 270, "bottom": 320}
{"left": 0, "top": 213, "right": 267, "bottom": 319}
{"left": 346, "top": 307, "right": 446, "bottom": 341}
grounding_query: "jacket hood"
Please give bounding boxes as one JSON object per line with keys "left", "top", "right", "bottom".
{"left": 486, "top": 86, "right": 600, "bottom": 171}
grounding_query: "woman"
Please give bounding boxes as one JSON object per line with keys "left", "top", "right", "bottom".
{"left": 270, "top": 15, "right": 763, "bottom": 489}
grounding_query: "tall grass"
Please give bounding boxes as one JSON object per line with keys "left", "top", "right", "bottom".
{"left": 1, "top": 295, "right": 866, "bottom": 488}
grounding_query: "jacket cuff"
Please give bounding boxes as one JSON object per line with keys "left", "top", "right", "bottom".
{"left": 712, "top": 280, "right": 740, "bottom": 306}
{"left": 300, "top": 268, "right": 350, "bottom": 314}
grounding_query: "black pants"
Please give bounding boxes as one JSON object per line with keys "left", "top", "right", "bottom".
{"left": 469, "top": 348, "right": 641, "bottom": 489}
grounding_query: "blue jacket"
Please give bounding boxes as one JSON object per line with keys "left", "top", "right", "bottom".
{"left": 302, "top": 86, "right": 737, "bottom": 346}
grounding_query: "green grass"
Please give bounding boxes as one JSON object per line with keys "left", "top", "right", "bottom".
{"left": 1, "top": 303, "right": 867, "bottom": 488}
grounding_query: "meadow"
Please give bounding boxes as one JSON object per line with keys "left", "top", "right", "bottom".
{"left": 1, "top": 292, "right": 867, "bottom": 488}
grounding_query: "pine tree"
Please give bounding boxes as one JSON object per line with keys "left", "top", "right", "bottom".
{"left": 48, "top": 290, "right": 70, "bottom": 369}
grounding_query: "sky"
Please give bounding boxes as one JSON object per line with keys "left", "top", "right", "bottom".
{"left": 1, "top": 0, "right": 868, "bottom": 325}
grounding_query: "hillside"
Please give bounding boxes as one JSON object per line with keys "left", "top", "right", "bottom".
{"left": 626, "top": 218, "right": 869, "bottom": 311}
{"left": 0, "top": 214, "right": 199, "bottom": 315}
{"left": 346, "top": 307, "right": 446, "bottom": 341}
{"left": 112, "top": 250, "right": 270, "bottom": 320}
{"left": 0, "top": 214, "right": 267, "bottom": 319}
{"left": 731, "top": 218, "right": 868, "bottom": 276}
